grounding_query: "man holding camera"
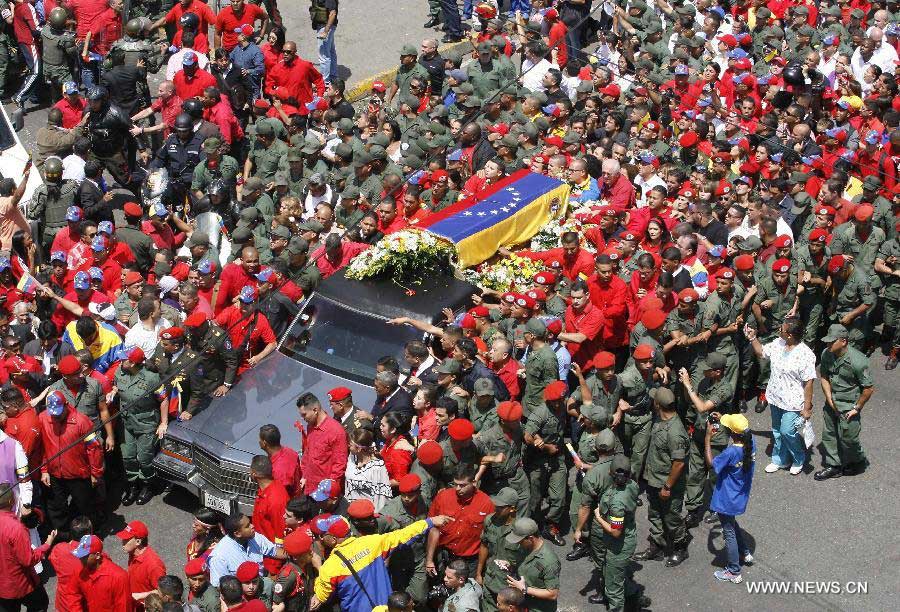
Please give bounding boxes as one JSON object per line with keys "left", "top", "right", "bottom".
{"left": 438, "top": 559, "right": 482, "bottom": 612}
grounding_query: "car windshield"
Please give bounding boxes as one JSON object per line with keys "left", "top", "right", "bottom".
{"left": 0, "top": 111, "right": 15, "bottom": 152}
{"left": 279, "top": 294, "right": 423, "bottom": 383}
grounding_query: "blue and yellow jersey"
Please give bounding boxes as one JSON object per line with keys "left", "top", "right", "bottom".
{"left": 314, "top": 519, "right": 433, "bottom": 612}
{"left": 62, "top": 321, "right": 123, "bottom": 373}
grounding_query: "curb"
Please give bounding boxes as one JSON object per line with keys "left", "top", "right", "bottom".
{"left": 346, "top": 39, "right": 474, "bottom": 103}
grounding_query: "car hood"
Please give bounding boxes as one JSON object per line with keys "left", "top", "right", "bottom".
{"left": 172, "top": 352, "right": 376, "bottom": 465}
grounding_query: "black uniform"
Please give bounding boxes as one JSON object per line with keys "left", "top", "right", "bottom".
{"left": 87, "top": 101, "right": 134, "bottom": 186}
{"left": 151, "top": 131, "right": 206, "bottom": 199}
{"left": 186, "top": 323, "right": 239, "bottom": 416}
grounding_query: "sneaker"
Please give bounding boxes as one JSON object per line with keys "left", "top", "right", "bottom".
{"left": 741, "top": 552, "right": 754, "bottom": 566}
{"left": 789, "top": 464, "right": 803, "bottom": 475}
{"left": 764, "top": 463, "right": 784, "bottom": 473}
{"left": 714, "top": 569, "right": 743, "bottom": 584}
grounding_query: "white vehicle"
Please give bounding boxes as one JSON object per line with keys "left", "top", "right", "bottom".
{"left": 0, "top": 104, "right": 43, "bottom": 215}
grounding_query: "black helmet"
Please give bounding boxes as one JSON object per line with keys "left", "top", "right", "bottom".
{"left": 44, "top": 157, "right": 64, "bottom": 177}
{"left": 125, "top": 18, "right": 143, "bottom": 38}
{"left": 782, "top": 64, "right": 805, "bottom": 87}
{"left": 181, "top": 98, "right": 204, "bottom": 119}
{"left": 87, "top": 86, "right": 108, "bottom": 101}
{"left": 174, "top": 113, "right": 194, "bottom": 132}
{"left": 49, "top": 7, "right": 67, "bottom": 29}
{"left": 179, "top": 12, "right": 199, "bottom": 31}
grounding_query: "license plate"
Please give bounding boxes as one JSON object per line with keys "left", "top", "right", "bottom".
{"left": 204, "top": 491, "right": 231, "bottom": 514}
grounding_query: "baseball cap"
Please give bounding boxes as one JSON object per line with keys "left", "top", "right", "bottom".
{"left": 649, "top": 387, "right": 676, "bottom": 408}
{"left": 46, "top": 390, "right": 67, "bottom": 416}
{"left": 238, "top": 285, "right": 257, "bottom": 303}
{"left": 72, "top": 534, "right": 103, "bottom": 559}
{"left": 506, "top": 518, "right": 539, "bottom": 543}
{"left": 310, "top": 478, "right": 341, "bottom": 502}
{"left": 66, "top": 206, "right": 83, "bottom": 223}
{"left": 315, "top": 515, "right": 350, "bottom": 538}
{"left": 73, "top": 271, "right": 91, "bottom": 291}
{"left": 51, "top": 251, "right": 67, "bottom": 264}
{"left": 719, "top": 413, "right": 749, "bottom": 434}
{"left": 490, "top": 487, "right": 518, "bottom": 508}
{"left": 822, "top": 323, "right": 849, "bottom": 343}
{"left": 234, "top": 24, "right": 253, "bottom": 36}
{"left": 116, "top": 520, "right": 149, "bottom": 541}
{"left": 182, "top": 51, "right": 198, "bottom": 66}
{"left": 63, "top": 81, "right": 79, "bottom": 95}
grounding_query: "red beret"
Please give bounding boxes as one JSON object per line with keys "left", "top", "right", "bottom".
{"left": 123, "top": 202, "right": 143, "bottom": 217}
{"left": 469, "top": 306, "right": 489, "bottom": 318}
{"left": 160, "top": 327, "right": 184, "bottom": 341}
{"left": 184, "top": 558, "right": 207, "bottom": 576}
{"left": 460, "top": 314, "right": 477, "bottom": 330}
{"left": 599, "top": 207, "right": 617, "bottom": 218}
{"left": 545, "top": 318, "right": 562, "bottom": 335}
{"left": 183, "top": 312, "right": 209, "bottom": 328}
{"left": 771, "top": 258, "right": 792, "bottom": 273}
{"left": 641, "top": 309, "right": 667, "bottom": 331}
{"left": 501, "top": 292, "right": 518, "bottom": 304}
{"left": 58, "top": 355, "right": 81, "bottom": 375}
{"left": 448, "top": 418, "right": 475, "bottom": 441}
{"left": 854, "top": 204, "right": 874, "bottom": 221}
{"left": 416, "top": 440, "right": 443, "bottom": 464}
{"left": 533, "top": 271, "right": 557, "bottom": 285}
{"left": 633, "top": 343, "right": 655, "bottom": 361}
{"left": 235, "top": 561, "right": 259, "bottom": 582}
{"left": 773, "top": 235, "right": 793, "bottom": 248}
{"left": 734, "top": 254, "right": 755, "bottom": 271}
{"left": 716, "top": 268, "right": 735, "bottom": 280}
{"left": 827, "top": 255, "right": 846, "bottom": 274}
{"left": 127, "top": 347, "right": 145, "bottom": 364}
{"left": 543, "top": 380, "right": 568, "bottom": 401}
{"left": 497, "top": 400, "right": 523, "bottom": 421}
{"left": 124, "top": 271, "right": 143, "bottom": 286}
{"left": 808, "top": 228, "right": 829, "bottom": 243}
{"left": 679, "top": 131, "right": 699, "bottom": 148}
{"left": 593, "top": 351, "right": 616, "bottom": 370}
{"left": 526, "top": 288, "right": 546, "bottom": 302}
{"left": 398, "top": 473, "right": 422, "bottom": 493}
{"left": 817, "top": 205, "right": 837, "bottom": 217}
{"left": 283, "top": 530, "right": 313, "bottom": 556}
{"left": 678, "top": 288, "right": 699, "bottom": 303}
{"left": 515, "top": 294, "right": 536, "bottom": 309}
{"left": 253, "top": 98, "right": 271, "bottom": 109}
{"left": 347, "top": 499, "right": 375, "bottom": 520}
{"left": 327, "top": 387, "right": 352, "bottom": 402}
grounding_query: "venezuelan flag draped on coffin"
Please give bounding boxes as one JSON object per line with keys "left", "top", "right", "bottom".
{"left": 418, "top": 169, "right": 571, "bottom": 268}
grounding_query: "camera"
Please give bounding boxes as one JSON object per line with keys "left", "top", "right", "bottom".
{"left": 427, "top": 583, "right": 450, "bottom": 607}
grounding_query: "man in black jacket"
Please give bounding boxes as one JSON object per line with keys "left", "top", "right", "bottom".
{"left": 453, "top": 337, "right": 510, "bottom": 401}
{"left": 86, "top": 86, "right": 135, "bottom": 188}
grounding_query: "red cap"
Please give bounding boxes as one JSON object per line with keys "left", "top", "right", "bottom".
{"left": 283, "top": 530, "right": 313, "bottom": 556}
{"left": 124, "top": 271, "right": 143, "bottom": 286}
{"left": 469, "top": 305, "right": 489, "bottom": 318}
{"left": 515, "top": 294, "right": 536, "bottom": 309}
{"left": 641, "top": 309, "right": 667, "bottom": 331}
{"left": 127, "top": 347, "right": 145, "bottom": 364}
{"left": 460, "top": 314, "right": 477, "bottom": 330}
{"left": 545, "top": 318, "right": 562, "bottom": 335}
{"left": 58, "top": 354, "right": 81, "bottom": 375}
{"left": 773, "top": 235, "right": 793, "bottom": 248}
{"left": 525, "top": 288, "right": 546, "bottom": 303}
{"left": 448, "top": 418, "right": 475, "bottom": 441}
{"left": 633, "top": 343, "right": 655, "bottom": 361}
{"left": 183, "top": 312, "right": 209, "bottom": 328}
{"left": 600, "top": 84, "right": 621, "bottom": 98}
{"left": 734, "top": 58, "right": 752, "bottom": 71}
{"left": 544, "top": 7, "right": 558, "bottom": 19}
{"left": 371, "top": 80, "right": 386, "bottom": 93}
{"left": 771, "top": 258, "right": 792, "bottom": 273}
{"left": 235, "top": 561, "right": 260, "bottom": 582}
{"left": 854, "top": 204, "right": 874, "bottom": 221}
{"left": 679, "top": 131, "right": 699, "bottom": 147}
{"left": 253, "top": 99, "right": 271, "bottom": 109}
{"left": 808, "top": 228, "right": 829, "bottom": 243}
{"left": 719, "top": 34, "right": 738, "bottom": 48}
{"left": 327, "top": 387, "right": 352, "bottom": 402}
{"left": 416, "top": 440, "right": 443, "bottom": 464}
{"left": 347, "top": 499, "right": 375, "bottom": 520}
{"left": 543, "top": 380, "right": 568, "bottom": 401}
{"left": 160, "top": 327, "right": 184, "bottom": 340}
{"left": 488, "top": 122, "right": 509, "bottom": 135}
{"left": 593, "top": 351, "right": 616, "bottom": 369}
{"left": 734, "top": 254, "right": 755, "bottom": 271}
{"left": 123, "top": 202, "right": 142, "bottom": 217}
{"left": 184, "top": 558, "right": 207, "bottom": 576}
{"left": 237, "top": 24, "right": 253, "bottom": 36}
{"left": 116, "top": 520, "right": 149, "bottom": 540}
{"left": 398, "top": 473, "right": 422, "bottom": 493}
{"left": 542, "top": 135, "right": 564, "bottom": 148}
{"left": 827, "top": 255, "right": 846, "bottom": 274}
{"left": 678, "top": 288, "right": 699, "bottom": 303}
{"left": 497, "top": 400, "right": 523, "bottom": 421}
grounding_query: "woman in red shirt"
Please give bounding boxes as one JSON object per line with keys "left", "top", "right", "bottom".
{"left": 378, "top": 412, "right": 415, "bottom": 487}
{"left": 639, "top": 217, "right": 673, "bottom": 258}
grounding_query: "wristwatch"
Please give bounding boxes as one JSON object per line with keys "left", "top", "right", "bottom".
{"left": 662, "top": 483, "right": 671, "bottom": 491}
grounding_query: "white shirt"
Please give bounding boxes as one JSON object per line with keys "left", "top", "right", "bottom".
{"left": 634, "top": 173, "right": 666, "bottom": 207}
{"left": 166, "top": 50, "right": 210, "bottom": 81}
{"left": 304, "top": 186, "right": 333, "bottom": 217}
{"left": 124, "top": 317, "right": 173, "bottom": 357}
{"left": 761, "top": 339, "right": 817, "bottom": 412}
{"left": 61, "top": 154, "right": 86, "bottom": 183}
{"left": 0, "top": 431, "right": 32, "bottom": 512}
{"left": 521, "top": 57, "right": 555, "bottom": 93}
{"left": 344, "top": 455, "right": 393, "bottom": 512}
{"left": 739, "top": 215, "right": 794, "bottom": 241}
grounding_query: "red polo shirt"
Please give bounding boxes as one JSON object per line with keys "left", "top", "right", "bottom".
{"left": 48, "top": 540, "right": 82, "bottom": 612}
{"left": 173, "top": 68, "right": 218, "bottom": 101}
{"left": 586, "top": 274, "right": 630, "bottom": 348}
{"left": 299, "top": 415, "right": 348, "bottom": 495}
{"left": 150, "top": 94, "right": 183, "bottom": 139}
{"left": 75, "top": 556, "right": 134, "bottom": 612}
{"left": 216, "top": 3, "right": 266, "bottom": 51}
{"left": 563, "top": 301, "right": 605, "bottom": 368}
{"left": 215, "top": 262, "right": 258, "bottom": 313}
{"left": 54, "top": 97, "right": 87, "bottom": 129}
{"left": 3, "top": 405, "right": 41, "bottom": 468}
{"left": 253, "top": 480, "right": 289, "bottom": 574}
{"left": 165, "top": 0, "right": 217, "bottom": 33}
{"left": 215, "top": 306, "right": 276, "bottom": 373}
{"left": 127, "top": 547, "right": 167, "bottom": 603}
{"left": 0, "top": 510, "right": 49, "bottom": 600}
{"left": 270, "top": 446, "right": 301, "bottom": 496}
{"left": 428, "top": 488, "right": 494, "bottom": 557}
{"left": 517, "top": 247, "right": 595, "bottom": 282}
{"left": 488, "top": 357, "right": 522, "bottom": 401}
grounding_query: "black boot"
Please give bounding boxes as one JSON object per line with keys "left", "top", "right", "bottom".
{"left": 121, "top": 483, "right": 139, "bottom": 506}
{"left": 135, "top": 484, "right": 154, "bottom": 505}
{"left": 542, "top": 524, "right": 565, "bottom": 547}
{"left": 566, "top": 541, "right": 588, "bottom": 561}
{"left": 587, "top": 591, "right": 607, "bottom": 605}
{"left": 684, "top": 509, "right": 704, "bottom": 528}
{"left": 814, "top": 466, "right": 843, "bottom": 481}
{"left": 632, "top": 542, "right": 664, "bottom": 562}
{"left": 665, "top": 545, "right": 689, "bottom": 567}
{"left": 423, "top": 16, "right": 441, "bottom": 27}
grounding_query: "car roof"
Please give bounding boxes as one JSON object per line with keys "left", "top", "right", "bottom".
{"left": 316, "top": 269, "right": 479, "bottom": 322}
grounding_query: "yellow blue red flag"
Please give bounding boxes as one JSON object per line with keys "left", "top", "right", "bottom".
{"left": 420, "top": 169, "right": 570, "bottom": 268}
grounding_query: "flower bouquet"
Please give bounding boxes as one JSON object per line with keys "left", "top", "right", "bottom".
{"left": 345, "top": 229, "right": 455, "bottom": 284}
{"left": 461, "top": 254, "right": 546, "bottom": 292}
{"left": 529, "top": 216, "right": 597, "bottom": 252}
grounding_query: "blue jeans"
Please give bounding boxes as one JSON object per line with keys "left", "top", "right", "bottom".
{"left": 509, "top": 0, "right": 531, "bottom": 16}
{"left": 770, "top": 405, "right": 806, "bottom": 468}
{"left": 717, "top": 513, "right": 747, "bottom": 575}
{"left": 79, "top": 54, "right": 99, "bottom": 90}
{"left": 317, "top": 27, "right": 337, "bottom": 84}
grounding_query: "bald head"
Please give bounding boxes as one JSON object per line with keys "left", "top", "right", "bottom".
{"left": 284, "top": 41, "right": 297, "bottom": 54}
{"left": 869, "top": 27, "right": 884, "bottom": 43}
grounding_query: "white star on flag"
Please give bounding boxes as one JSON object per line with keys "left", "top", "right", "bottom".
{"left": 463, "top": 211, "right": 473, "bottom": 216}
{"left": 477, "top": 211, "right": 486, "bottom": 216}
{"left": 490, "top": 209, "right": 498, "bottom": 215}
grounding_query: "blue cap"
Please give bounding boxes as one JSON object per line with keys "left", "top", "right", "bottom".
{"left": 71, "top": 534, "right": 101, "bottom": 558}
{"left": 73, "top": 271, "right": 90, "bottom": 290}
{"left": 98, "top": 221, "right": 114, "bottom": 235}
{"left": 757, "top": 76, "right": 771, "bottom": 85}
{"left": 255, "top": 268, "right": 274, "bottom": 283}
{"left": 197, "top": 259, "right": 215, "bottom": 275}
{"left": 697, "top": 97, "right": 712, "bottom": 108}
{"left": 825, "top": 127, "right": 842, "bottom": 138}
{"left": 541, "top": 103, "right": 558, "bottom": 115}
{"left": 306, "top": 97, "right": 324, "bottom": 111}
{"left": 47, "top": 391, "right": 66, "bottom": 416}
{"left": 447, "top": 148, "right": 463, "bottom": 161}
{"left": 708, "top": 245, "right": 726, "bottom": 258}
{"left": 446, "top": 68, "right": 467, "bottom": 82}
{"left": 733, "top": 73, "right": 748, "bottom": 84}
{"left": 91, "top": 235, "right": 107, "bottom": 252}
{"left": 770, "top": 152, "right": 783, "bottom": 163}
{"left": 675, "top": 64, "right": 689, "bottom": 75}
{"left": 51, "top": 251, "right": 67, "bottom": 263}
{"left": 66, "top": 206, "right": 83, "bottom": 222}
{"left": 152, "top": 202, "right": 168, "bottom": 217}
{"left": 639, "top": 151, "right": 657, "bottom": 164}
{"left": 886, "top": 24, "right": 899, "bottom": 36}
{"left": 238, "top": 285, "right": 257, "bottom": 303}
{"left": 0, "top": 257, "right": 9, "bottom": 272}
{"left": 840, "top": 150, "right": 857, "bottom": 162}
{"left": 182, "top": 51, "right": 197, "bottom": 66}
{"left": 865, "top": 130, "right": 881, "bottom": 145}
{"left": 408, "top": 169, "right": 426, "bottom": 185}
{"left": 709, "top": 6, "right": 725, "bottom": 18}
{"left": 315, "top": 514, "right": 345, "bottom": 533}
{"left": 88, "top": 267, "right": 104, "bottom": 281}
{"left": 682, "top": 110, "right": 697, "bottom": 119}
{"left": 310, "top": 478, "right": 336, "bottom": 502}
{"left": 63, "top": 81, "right": 78, "bottom": 95}
{"left": 728, "top": 48, "right": 748, "bottom": 60}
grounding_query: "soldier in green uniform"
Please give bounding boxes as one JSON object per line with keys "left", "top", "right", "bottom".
{"left": 409, "top": 440, "right": 443, "bottom": 506}
{"left": 27, "top": 157, "right": 78, "bottom": 252}
{"left": 752, "top": 258, "right": 798, "bottom": 407}
{"left": 523, "top": 381, "right": 567, "bottom": 546}
{"left": 814, "top": 325, "right": 875, "bottom": 481}
{"left": 504, "top": 518, "right": 561, "bottom": 612}
{"left": 350, "top": 152, "right": 383, "bottom": 202}
{"left": 192, "top": 137, "right": 239, "bottom": 197}
{"left": 183, "top": 314, "right": 239, "bottom": 418}
{"left": 476, "top": 488, "right": 524, "bottom": 612}
{"left": 700, "top": 269, "right": 743, "bottom": 396}
{"left": 826, "top": 255, "right": 876, "bottom": 352}
{"left": 617, "top": 344, "right": 658, "bottom": 478}
{"left": 335, "top": 185, "right": 365, "bottom": 228}
{"left": 42, "top": 8, "right": 77, "bottom": 103}
{"left": 272, "top": 530, "right": 315, "bottom": 612}
{"left": 665, "top": 289, "right": 709, "bottom": 385}
{"left": 382, "top": 473, "right": 430, "bottom": 603}
{"left": 244, "top": 122, "right": 289, "bottom": 182}
{"left": 679, "top": 354, "right": 734, "bottom": 528}
{"left": 467, "top": 42, "right": 503, "bottom": 99}
{"left": 439, "top": 418, "right": 484, "bottom": 487}
{"left": 876, "top": 227, "right": 900, "bottom": 369}
{"left": 830, "top": 204, "right": 886, "bottom": 290}
{"left": 388, "top": 44, "right": 429, "bottom": 108}
{"left": 633, "top": 387, "right": 690, "bottom": 567}
{"left": 520, "top": 318, "right": 559, "bottom": 417}
{"left": 148, "top": 326, "right": 195, "bottom": 416}
{"left": 593, "top": 455, "right": 645, "bottom": 612}
{"left": 468, "top": 378, "right": 499, "bottom": 433}
{"left": 476, "top": 400, "right": 529, "bottom": 518}
{"left": 283, "top": 237, "right": 322, "bottom": 295}
{"left": 795, "top": 230, "right": 831, "bottom": 345}
{"left": 185, "top": 559, "right": 220, "bottom": 612}
{"left": 116, "top": 347, "right": 166, "bottom": 507}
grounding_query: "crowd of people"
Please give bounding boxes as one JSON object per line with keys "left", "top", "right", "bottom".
{"left": 0, "top": 0, "right": 895, "bottom": 610}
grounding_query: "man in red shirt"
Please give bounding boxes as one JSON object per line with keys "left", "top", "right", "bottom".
{"left": 132, "top": 80, "right": 182, "bottom": 139}
{"left": 51, "top": 270, "right": 108, "bottom": 332}
{"left": 296, "top": 392, "right": 348, "bottom": 495}
{"left": 215, "top": 245, "right": 260, "bottom": 313}
{"left": 116, "top": 520, "right": 167, "bottom": 608}
{"left": 487, "top": 336, "right": 521, "bottom": 401}
{"left": 0, "top": 483, "right": 55, "bottom": 609}
{"left": 91, "top": 235, "right": 123, "bottom": 295}
{"left": 425, "top": 463, "right": 494, "bottom": 576}
{"left": 259, "top": 423, "right": 301, "bottom": 496}
{"left": 54, "top": 82, "right": 87, "bottom": 128}
{"left": 173, "top": 52, "right": 218, "bottom": 100}
{"left": 216, "top": 0, "right": 268, "bottom": 51}
{"left": 515, "top": 231, "right": 595, "bottom": 282}
{"left": 598, "top": 158, "right": 637, "bottom": 213}
{"left": 12, "top": 0, "right": 40, "bottom": 109}
{"left": 202, "top": 85, "right": 243, "bottom": 145}
{"left": 48, "top": 516, "right": 92, "bottom": 612}
{"left": 151, "top": 0, "right": 216, "bottom": 42}
{"left": 72, "top": 534, "right": 134, "bottom": 611}
{"left": 50, "top": 205, "right": 85, "bottom": 254}
{"left": 214, "top": 285, "right": 277, "bottom": 373}
{"left": 265, "top": 41, "right": 325, "bottom": 111}
{"left": 375, "top": 196, "right": 408, "bottom": 235}
{"left": 558, "top": 279, "right": 605, "bottom": 368}
{"left": 310, "top": 233, "right": 369, "bottom": 278}
{"left": 91, "top": 0, "right": 123, "bottom": 57}
{"left": 250, "top": 454, "right": 289, "bottom": 574}
{"left": 585, "top": 254, "right": 630, "bottom": 350}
